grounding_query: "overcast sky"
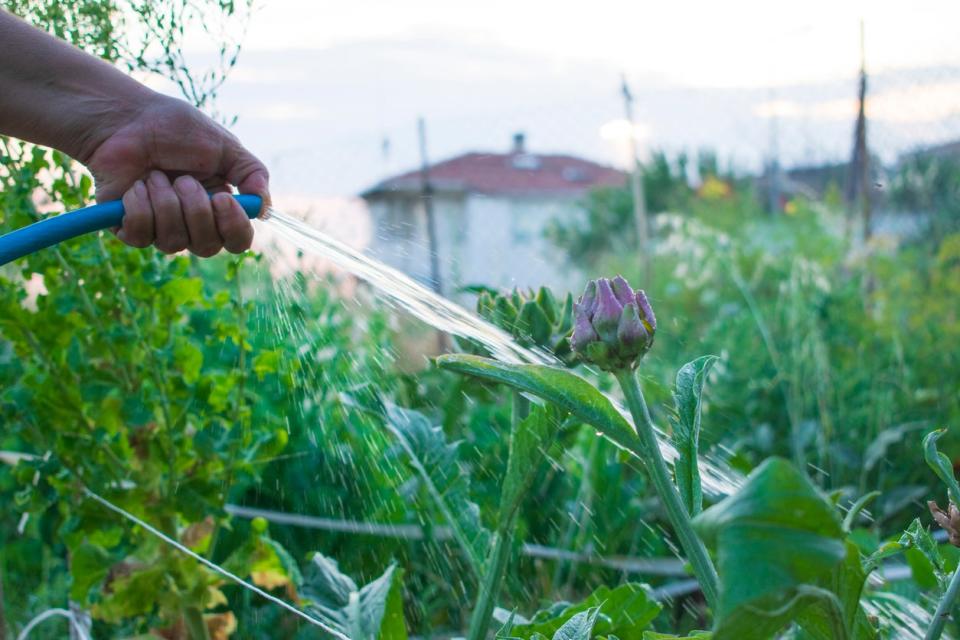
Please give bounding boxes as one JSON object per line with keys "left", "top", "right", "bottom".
{"left": 167, "top": 0, "right": 960, "bottom": 200}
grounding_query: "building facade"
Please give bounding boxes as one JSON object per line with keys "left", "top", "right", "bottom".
{"left": 361, "top": 134, "right": 626, "bottom": 297}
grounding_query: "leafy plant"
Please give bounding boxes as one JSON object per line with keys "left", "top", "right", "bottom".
{"left": 299, "top": 552, "right": 407, "bottom": 640}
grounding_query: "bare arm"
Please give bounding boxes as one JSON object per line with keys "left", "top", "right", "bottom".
{"left": 0, "top": 9, "right": 268, "bottom": 256}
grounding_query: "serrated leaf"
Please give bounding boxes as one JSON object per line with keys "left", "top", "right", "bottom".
{"left": 671, "top": 355, "right": 717, "bottom": 516}
{"left": 899, "top": 518, "right": 947, "bottom": 591}
{"left": 435, "top": 355, "right": 638, "bottom": 454}
{"left": 382, "top": 403, "right": 491, "bottom": 578}
{"left": 301, "top": 553, "right": 408, "bottom": 640}
{"left": 508, "top": 583, "right": 660, "bottom": 640}
{"left": 692, "top": 458, "right": 846, "bottom": 640}
{"left": 552, "top": 607, "right": 601, "bottom": 640}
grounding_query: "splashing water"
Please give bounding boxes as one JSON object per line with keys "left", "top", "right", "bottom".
{"left": 264, "top": 209, "right": 741, "bottom": 496}
{"left": 79, "top": 209, "right": 940, "bottom": 638}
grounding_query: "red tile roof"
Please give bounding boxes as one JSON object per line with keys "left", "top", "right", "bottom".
{"left": 362, "top": 151, "right": 627, "bottom": 197}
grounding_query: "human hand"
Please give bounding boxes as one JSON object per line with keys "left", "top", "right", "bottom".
{"left": 81, "top": 93, "right": 269, "bottom": 257}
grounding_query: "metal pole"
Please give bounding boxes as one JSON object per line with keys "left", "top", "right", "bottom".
{"left": 418, "top": 117, "right": 443, "bottom": 296}
{"left": 621, "top": 74, "right": 650, "bottom": 279}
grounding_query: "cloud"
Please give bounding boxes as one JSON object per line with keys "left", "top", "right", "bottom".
{"left": 249, "top": 102, "right": 326, "bottom": 121}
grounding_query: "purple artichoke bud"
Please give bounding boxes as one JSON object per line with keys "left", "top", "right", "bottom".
{"left": 611, "top": 275, "right": 635, "bottom": 306}
{"left": 591, "top": 278, "right": 623, "bottom": 343}
{"left": 571, "top": 275, "right": 657, "bottom": 371}
{"left": 570, "top": 310, "right": 599, "bottom": 352}
{"left": 635, "top": 289, "right": 656, "bottom": 333}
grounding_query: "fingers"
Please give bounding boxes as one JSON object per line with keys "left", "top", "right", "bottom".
{"left": 212, "top": 192, "right": 254, "bottom": 254}
{"left": 147, "top": 170, "right": 190, "bottom": 254}
{"left": 118, "top": 180, "right": 154, "bottom": 248}
{"left": 116, "top": 171, "right": 253, "bottom": 257}
{"left": 174, "top": 175, "right": 223, "bottom": 258}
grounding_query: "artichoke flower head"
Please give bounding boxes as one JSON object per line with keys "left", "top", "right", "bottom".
{"left": 571, "top": 275, "right": 656, "bottom": 371}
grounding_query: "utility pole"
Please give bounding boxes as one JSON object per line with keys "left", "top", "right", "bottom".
{"left": 766, "top": 89, "right": 782, "bottom": 215}
{"left": 847, "top": 20, "right": 871, "bottom": 245}
{"left": 417, "top": 117, "right": 449, "bottom": 352}
{"left": 417, "top": 117, "right": 443, "bottom": 296}
{"left": 621, "top": 74, "right": 650, "bottom": 279}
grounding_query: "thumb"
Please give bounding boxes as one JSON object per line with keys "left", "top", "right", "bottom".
{"left": 223, "top": 140, "right": 271, "bottom": 217}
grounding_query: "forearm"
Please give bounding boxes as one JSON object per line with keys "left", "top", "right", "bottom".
{"left": 0, "top": 9, "right": 154, "bottom": 162}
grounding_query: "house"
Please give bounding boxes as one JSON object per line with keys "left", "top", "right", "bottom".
{"left": 361, "top": 134, "right": 626, "bottom": 297}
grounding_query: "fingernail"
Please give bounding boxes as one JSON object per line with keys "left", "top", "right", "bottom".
{"left": 174, "top": 176, "right": 199, "bottom": 195}
{"left": 116, "top": 229, "right": 127, "bottom": 242}
{"left": 149, "top": 170, "right": 167, "bottom": 187}
{"left": 134, "top": 180, "right": 147, "bottom": 200}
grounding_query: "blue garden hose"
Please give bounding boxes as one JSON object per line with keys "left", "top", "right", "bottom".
{"left": 0, "top": 193, "right": 262, "bottom": 266}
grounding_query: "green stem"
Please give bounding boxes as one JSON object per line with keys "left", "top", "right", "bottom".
{"left": 183, "top": 606, "right": 211, "bottom": 640}
{"left": 466, "top": 528, "right": 514, "bottom": 640}
{"left": 466, "top": 393, "right": 529, "bottom": 640}
{"left": 926, "top": 564, "right": 960, "bottom": 640}
{"left": 0, "top": 555, "right": 7, "bottom": 640}
{"left": 615, "top": 370, "right": 719, "bottom": 610}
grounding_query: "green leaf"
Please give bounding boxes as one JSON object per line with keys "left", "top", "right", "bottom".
{"left": 509, "top": 583, "right": 660, "bottom": 640}
{"left": 899, "top": 518, "right": 947, "bottom": 591}
{"left": 642, "top": 632, "right": 712, "bottom": 639}
{"left": 671, "top": 355, "right": 718, "bottom": 517}
{"left": 692, "top": 458, "right": 846, "bottom": 640}
{"left": 499, "top": 404, "right": 563, "bottom": 523}
{"left": 796, "top": 541, "right": 877, "bottom": 640}
{"left": 552, "top": 607, "right": 601, "bottom": 640}
{"left": 301, "top": 553, "right": 408, "bottom": 640}
{"left": 435, "top": 355, "right": 638, "bottom": 452}
{"left": 924, "top": 429, "right": 960, "bottom": 505}
{"left": 381, "top": 403, "right": 491, "bottom": 579}
{"left": 70, "top": 542, "right": 112, "bottom": 602}
{"left": 252, "top": 349, "right": 282, "bottom": 380}
{"left": 173, "top": 339, "right": 203, "bottom": 385}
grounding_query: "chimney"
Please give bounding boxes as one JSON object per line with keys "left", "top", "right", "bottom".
{"left": 512, "top": 132, "right": 526, "bottom": 154}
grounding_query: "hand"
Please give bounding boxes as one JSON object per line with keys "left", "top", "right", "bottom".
{"left": 82, "top": 94, "right": 269, "bottom": 257}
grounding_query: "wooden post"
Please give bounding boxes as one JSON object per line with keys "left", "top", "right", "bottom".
{"left": 417, "top": 117, "right": 449, "bottom": 352}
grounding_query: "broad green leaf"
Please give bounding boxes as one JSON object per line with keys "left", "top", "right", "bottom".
{"left": 301, "top": 552, "right": 408, "bottom": 640}
{"left": 924, "top": 429, "right": 960, "bottom": 505}
{"left": 552, "top": 607, "right": 601, "bottom": 640}
{"left": 70, "top": 542, "right": 112, "bottom": 602}
{"left": 509, "top": 583, "right": 660, "bottom": 640}
{"left": 796, "top": 541, "right": 877, "bottom": 640}
{"left": 499, "top": 404, "right": 563, "bottom": 523}
{"left": 382, "top": 403, "right": 491, "bottom": 579}
{"left": 692, "top": 458, "right": 846, "bottom": 640}
{"left": 173, "top": 339, "right": 203, "bottom": 385}
{"left": 436, "top": 354, "right": 639, "bottom": 452}
{"left": 671, "top": 355, "right": 718, "bottom": 517}
{"left": 642, "top": 633, "right": 712, "bottom": 639}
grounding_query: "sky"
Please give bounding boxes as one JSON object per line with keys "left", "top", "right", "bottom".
{"left": 164, "top": 0, "right": 960, "bottom": 202}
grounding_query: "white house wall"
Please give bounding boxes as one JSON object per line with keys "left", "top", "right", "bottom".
{"left": 456, "top": 194, "right": 581, "bottom": 295}
{"left": 368, "top": 192, "right": 584, "bottom": 299}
